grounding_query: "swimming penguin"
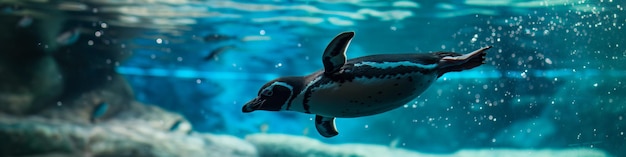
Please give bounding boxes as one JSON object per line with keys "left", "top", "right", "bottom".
{"left": 242, "top": 32, "right": 491, "bottom": 137}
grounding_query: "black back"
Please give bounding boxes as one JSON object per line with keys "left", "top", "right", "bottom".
{"left": 347, "top": 52, "right": 461, "bottom": 65}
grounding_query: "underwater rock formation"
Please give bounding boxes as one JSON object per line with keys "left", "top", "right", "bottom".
{"left": 0, "top": 102, "right": 257, "bottom": 157}
{"left": 246, "top": 134, "right": 423, "bottom": 157}
{"left": 0, "top": 69, "right": 257, "bottom": 157}
{"left": 0, "top": 55, "right": 64, "bottom": 115}
{"left": 1, "top": 8, "right": 134, "bottom": 115}
{"left": 0, "top": 14, "right": 65, "bottom": 115}
{"left": 0, "top": 9, "right": 258, "bottom": 157}
{"left": 246, "top": 134, "right": 609, "bottom": 157}
{"left": 0, "top": 62, "right": 252, "bottom": 156}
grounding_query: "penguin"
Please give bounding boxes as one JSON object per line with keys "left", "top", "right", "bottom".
{"left": 242, "top": 31, "right": 491, "bottom": 137}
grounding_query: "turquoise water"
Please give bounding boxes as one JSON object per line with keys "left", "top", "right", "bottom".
{"left": 1, "top": 0, "right": 624, "bottom": 156}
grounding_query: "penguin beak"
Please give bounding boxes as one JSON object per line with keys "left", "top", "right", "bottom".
{"left": 242, "top": 97, "right": 264, "bottom": 113}
{"left": 242, "top": 106, "right": 253, "bottom": 113}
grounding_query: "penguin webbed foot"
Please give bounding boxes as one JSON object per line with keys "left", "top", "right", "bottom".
{"left": 315, "top": 115, "right": 339, "bottom": 138}
{"left": 439, "top": 46, "right": 491, "bottom": 73}
{"left": 441, "top": 45, "right": 491, "bottom": 61}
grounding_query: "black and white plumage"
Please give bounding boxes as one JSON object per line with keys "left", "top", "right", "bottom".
{"left": 242, "top": 32, "right": 491, "bottom": 138}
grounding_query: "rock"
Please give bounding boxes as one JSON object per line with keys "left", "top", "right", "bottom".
{"left": 0, "top": 56, "right": 64, "bottom": 115}
{"left": 453, "top": 149, "right": 610, "bottom": 157}
{"left": 0, "top": 70, "right": 249, "bottom": 156}
{"left": 37, "top": 74, "right": 136, "bottom": 125}
{"left": 0, "top": 6, "right": 255, "bottom": 157}
{"left": 0, "top": 12, "right": 67, "bottom": 115}
{"left": 246, "top": 133, "right": 423, "bottom": 157}
{"left": 113, "top": 101, "right": 193, "bottom": 134}
{"left": 245, "top": 134, "right": 610, "bottom": 157}
{"left": 33, "top": 73, "right": 193, "bottom": 134}
{"left": 0, "top": 103, "right": 257, "bottom": 157}
{"left": 0, "top": 11, "right": 133, "bottom": 116}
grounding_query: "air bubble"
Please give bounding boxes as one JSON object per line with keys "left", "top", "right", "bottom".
{"left": 545, "top": 58, "right": 553, "bottom": 64}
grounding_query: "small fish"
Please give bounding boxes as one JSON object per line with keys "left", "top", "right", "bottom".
{"left": 169, "top": 119, "right": 183, "bottom": 132}
{"left": 1, "top": 5, "right": 22, "bottom": 13}
{"left": 259, "top": 123, "right": 269, "bottom": 133}
{"left": 302, "top": 127, "right": 309, "bottom": 136}
{"left": 203, "top": 45, "right": 236, "bottom": 61}
{"left": 389, "top": 137, "right": 401, "bottom": 148}
{"left": 90, "top": 102, "right": 109, "bottom": 123}
{"left": 17, "top": 16, "right": 33, "bottom": 28}
{"left": 56, "top": 28, "right": 81, "bottom": 46}
{"left": 203, "top": 34, "right": 234, "bottom": 42}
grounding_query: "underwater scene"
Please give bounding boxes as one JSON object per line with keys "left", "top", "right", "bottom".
{"left": 0, "top": 0, "right": 624, "bottom": 156}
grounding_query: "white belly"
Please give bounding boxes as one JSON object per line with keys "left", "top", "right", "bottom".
{"left": 307, "top": 72, "right": 437, "bottom": 118}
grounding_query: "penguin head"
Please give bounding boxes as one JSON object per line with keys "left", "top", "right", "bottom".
{"left": 242, "top": 80, "right": 294, "bottom": 113}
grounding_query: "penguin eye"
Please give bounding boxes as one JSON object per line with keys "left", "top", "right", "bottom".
{"left": 261, "top": 89, "right": 273, "bottom": 96}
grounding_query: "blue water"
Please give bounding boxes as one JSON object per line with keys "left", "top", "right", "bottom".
{"left": 2, "top": 0, "right": 624, "bottom": 156}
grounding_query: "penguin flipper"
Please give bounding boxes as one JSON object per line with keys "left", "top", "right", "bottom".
{"left": 322, "top": 32, "right": 355, "bottom": 75}
{"left": 315, "top": 115, "right": 339, "bottom": 137}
